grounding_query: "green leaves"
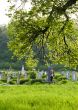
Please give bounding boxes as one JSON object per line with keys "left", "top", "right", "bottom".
{"left": 7, "top": 0, "right": 78, "bottom": 69}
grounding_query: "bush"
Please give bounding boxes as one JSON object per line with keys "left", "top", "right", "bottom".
{"left": 42, "top": 73, "right": 47, "bottom": 79}
{"left": 30, "top": 79, "right": 43, "bottom": 84}
{"left": 9, "top": 80, "right": 16, "bottom": 84}
{"left": 1, "top": 79, "right": 7, "bottom": 83}
{"left": 20, "top": 79, "right": 29, "bottom": 84}
{"left": 54, "top": 74, "right": 67, "bottom": 84}
{"left": 29, "top": 71, "right": 36, "bottom": 79}
{"left": 54, "top": 75, "right": 66, "bottom": 81}
{"left": 61, "top": 80, "right": 67, "bottom": 84}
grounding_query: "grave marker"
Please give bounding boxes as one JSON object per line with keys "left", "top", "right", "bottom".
{"left": 7, "top": 74, "right": 10, "bottom": 83}
{"left": 72, "top": 71, "right": 77, "bottom": 81}
{"left": 0, "top": 72, "right": 2, "bottom": 80}
{"left": 66, "top": 71, "right": 70, "bottom": 79}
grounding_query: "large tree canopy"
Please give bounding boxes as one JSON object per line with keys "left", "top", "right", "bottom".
{"left": 7, "top": 0, "right": 78, "bottom": 68}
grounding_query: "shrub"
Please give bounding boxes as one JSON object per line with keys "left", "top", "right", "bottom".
{"left": 20, "top": 79, "right": 29, "bottom": 84}
{"left": 1, "top": 79, "right": 7, "bottom": 83}
{"left": 9, "top": 80, "right": 16, "bottom": 84}
{"left": 29, "top": 71, "right": 36, "bottom": 79}
{"left": 31, "top": 79, "right": 42, "bottom": 83}
{"left": 42, "top": 73, "right": 47, "bottom": 79}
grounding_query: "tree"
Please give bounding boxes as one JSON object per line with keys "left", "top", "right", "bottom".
{"left": 0, "top": 26, "right": 23, "bottom": 69}
{"left": 7, "top": 0, "right": 78, "bottom": 69}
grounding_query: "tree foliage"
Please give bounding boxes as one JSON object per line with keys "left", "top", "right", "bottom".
{"left": 0, "top": 26, "right": 23, "bottom": 69}
{"left": 7, "top": 0, "right": 78, "bottom": 69}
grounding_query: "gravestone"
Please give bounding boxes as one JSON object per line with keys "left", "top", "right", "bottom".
{"left": 12, "top": 73, "right": 16, "bottom": 77}
{"left": 37, "top": 71, "right": 44, "bottom": 79}
{"left": 66, "top": 71, "right": 70, "bottom": 79}
{"left": 37, "top": 71, "right": 42, "bottom": 79}
{"left": 7, "top": 74, "right": 11, "bottom": 83}
{"left": 0, "top": 72, "right": 2, "bottom": 80}
{"left": 72, "top": 71, "right": 77, "bottom": 81}
{"left": 17, "top": 72, "right": 20, "bottom": 84}
{"left": 61, "top": 71, "right": 64, "bottom": 75}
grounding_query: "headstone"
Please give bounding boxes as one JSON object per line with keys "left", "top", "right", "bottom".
{"left": 17, "top": 72, "right": 20, "bottom": 84}
{"left": 0, "top": 72, "right": 2, "bottom": 80}
{"left": 7, "top": 74, "right": 11, "bottom": 83}
{"left": 66, "top": 71, "right": 70, "bottom": 79}
{"left": 61, "top": 71, "right": 64, "bottom": 75}
{"left": 37, "top": 71, "right": 44, "bottom": 79}
{"left": 12, "top": 73, "right": 17, "bottom": 77}
{"left": 72, "top": 71, "right": 77, "bottom": 81}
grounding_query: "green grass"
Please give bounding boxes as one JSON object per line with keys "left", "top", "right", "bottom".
{"left": 0, "top": 82, "right": 78, "bottom": 110}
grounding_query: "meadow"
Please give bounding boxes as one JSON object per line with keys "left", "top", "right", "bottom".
{"left": 0, "top": 82, "right": 78, "bottom": 110}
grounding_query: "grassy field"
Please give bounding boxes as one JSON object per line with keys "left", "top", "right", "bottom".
{"left": 0, "top": 82, "right": 78, "bottom": 110}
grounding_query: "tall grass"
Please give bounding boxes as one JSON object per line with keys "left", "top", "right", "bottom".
{"left": 0, "top": 82, "right": 78, "bottom": 110}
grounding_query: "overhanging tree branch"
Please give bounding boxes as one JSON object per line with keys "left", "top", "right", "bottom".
{"left": 63, "top": 0, "right": 77, "bottom": 11}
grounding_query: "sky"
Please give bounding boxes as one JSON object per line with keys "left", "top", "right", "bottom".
{"left": 0, "top": 0, "right": 31, "bottom": 25}
{"left": 0, "top": 0, "right": 10, "bottom": 25}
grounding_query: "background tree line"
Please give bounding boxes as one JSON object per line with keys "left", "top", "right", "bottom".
{"left": 0, "top": 26, "right": 23, "bottom": 70}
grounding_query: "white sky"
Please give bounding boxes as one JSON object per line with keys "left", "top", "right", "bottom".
{"left": 0, "top": 0, "right": 31, "bottom": 25}
{"left": 0, "top": 0, "right": 10, "bottom": 25}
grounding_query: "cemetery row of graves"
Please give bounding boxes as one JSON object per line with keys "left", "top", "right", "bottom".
{"left": 0, "top": 66, "right": 78, "bottom": 85}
